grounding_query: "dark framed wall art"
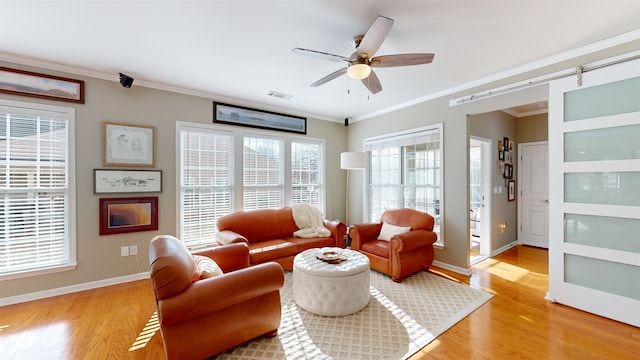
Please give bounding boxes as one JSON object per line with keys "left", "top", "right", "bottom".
{"left": 0, "top": 66, "right": 85, "bottom": 104}
{"left": 214, "top": 102, "right": 307, "bottom": 134}
{"left": 99, "top": 197, "right": 158, "bottom": 235}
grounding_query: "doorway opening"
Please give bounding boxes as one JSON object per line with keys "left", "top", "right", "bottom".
{"left": 470, "top": 137, "right": 491, "bottom": 265}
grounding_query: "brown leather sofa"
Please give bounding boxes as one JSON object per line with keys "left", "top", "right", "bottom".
{"left": 215, "top": 207, "right": 347, "bottom": 270}
{"left": 349, "top": 208, "right": 438, "bottom": 282}
{"left": 149, "top": 235, "right": 284, "bottom": 360}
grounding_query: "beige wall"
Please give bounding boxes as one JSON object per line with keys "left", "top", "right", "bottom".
{"left": 0, "top": 61, "right": 347, "bottom": 300}
{"left": 517, "top": 113, "right": 548, "bottom": 143}
{"left": 469, "top": 111, "right": 518, "bottom": 252}
{"left": 1, "top": 38, "right": 637, "bottom": 300}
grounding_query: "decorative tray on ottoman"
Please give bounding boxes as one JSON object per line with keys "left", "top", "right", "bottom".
{"left": 316, "top": 248, "right": 348, "bottom": 264}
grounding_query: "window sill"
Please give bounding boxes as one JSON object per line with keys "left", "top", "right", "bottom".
{"left": 0, "top": 263, "right": 78, "bottom": 282}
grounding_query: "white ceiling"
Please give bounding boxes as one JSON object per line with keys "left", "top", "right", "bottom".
{"left": 0, "top": 1, "right": 638, "bottom": 121}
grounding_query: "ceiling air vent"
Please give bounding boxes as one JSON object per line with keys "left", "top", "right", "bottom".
{"left": 266, "top": 91, "right": 293, "bottom": 100}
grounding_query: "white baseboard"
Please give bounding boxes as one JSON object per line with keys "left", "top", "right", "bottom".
{"left": 432, "top": 241, "right": 518, "bottom": 276}
{"left": 0, "top": 271, "right": 150, "bottom": 307}
{"left": 491, "top": 241, "right": 518, "bottom": 257}
{"left": 432, "top": 260, "right": 473, "bottom": 276}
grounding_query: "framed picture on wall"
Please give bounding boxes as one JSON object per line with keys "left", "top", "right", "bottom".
{"left": 0, "top": 66, "right": 85, "bottom": 104}
{"left": 214, "top": 102, "right": 307, "bottom": 134}
{"left": 94, "top": 169, "right": 162, "bottom": 193}
{"left": 508, "top": 180, "right": 516, "bottom": 201}
{"left": 99, "top": 197, "right": 158, "bottom": 235}
{"left": 497, "top": 161, "right": 505, "bottom": 175}
{"left": 498, "top": 151, "right": 504, "bottom": 160}
{"left": 103, "top": 122, "right": 155, "bottom": 167}
{"left": 504, "top": 164, "right": 513, "bottom": 179}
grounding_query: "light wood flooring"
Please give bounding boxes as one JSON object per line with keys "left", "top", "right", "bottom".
{"left": 1, "top": 246, "right": 638, "bottom": 359}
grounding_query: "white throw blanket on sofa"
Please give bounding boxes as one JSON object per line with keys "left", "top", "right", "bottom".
{"left": 292, "top": 204, "right": 331, "bottom": 238}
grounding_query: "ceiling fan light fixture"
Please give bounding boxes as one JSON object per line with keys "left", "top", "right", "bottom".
{"left": 347, "top": 63, "right": 371, "bottom": 79}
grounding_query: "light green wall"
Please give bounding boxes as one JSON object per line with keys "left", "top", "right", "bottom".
{"left": 0, "top": 61, "right": 347, "bottom": 300}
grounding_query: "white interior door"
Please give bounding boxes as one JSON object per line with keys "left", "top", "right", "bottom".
{"left": 548, "top": 57, "right": 640, "bottom": 327}
{"left": 518, "top": 142, "right": 548, "bottom": 248}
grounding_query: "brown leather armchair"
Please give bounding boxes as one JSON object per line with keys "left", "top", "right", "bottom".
{"left": 149, "top": 235, "right": 284, "bottom": 360}
{"left": 349, "top": 208, "right": 438, "bottom": 282}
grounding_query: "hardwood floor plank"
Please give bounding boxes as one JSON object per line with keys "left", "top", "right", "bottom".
{"left": 0, "top": 246, "right": 638, "bottom": 359}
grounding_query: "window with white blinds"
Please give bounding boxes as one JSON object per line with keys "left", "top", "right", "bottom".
{"left": 291, "top": 140, "right": 323, "bottom": 209}
{"left": 365, "top": 124, "right": 443, "bottom": 245}
{"left": 178, "top": 124, "right": 233, "bottom": 248}
{"left": 0, "top": 100, "right": 76, "bottom": 279}
{"left": 243, "top": 136, "right": 283, "bottom": 210}
{"left": 177, "top": 122, "right": 326, "bottom": 248}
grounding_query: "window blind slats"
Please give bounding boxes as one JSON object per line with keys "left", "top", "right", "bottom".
{"left": 179, "top": 129, "right": 233, "bottom": 247}
{"left": 0, "top": 108, "right": 71, "bottom": 276}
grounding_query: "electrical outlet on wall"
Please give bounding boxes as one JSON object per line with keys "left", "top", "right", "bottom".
{"left": 129, "top": 245, "right": 138, "bottom": 256}
{"left": 120, "top": 246, "right": 129, "bottom": 257}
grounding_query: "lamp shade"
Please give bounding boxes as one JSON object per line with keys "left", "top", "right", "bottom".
{"left": 347, "top": 63, "right": 371, "bottom": 80}
{"left": 340, "top": 151, "right": 366, "bottom": 170}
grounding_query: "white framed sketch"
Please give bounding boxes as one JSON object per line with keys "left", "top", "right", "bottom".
{"left": 94, "top": 169, "right": 162, "bottom": 193}
{"left": 103, "top": 122, "right": 155, "bottom": 166}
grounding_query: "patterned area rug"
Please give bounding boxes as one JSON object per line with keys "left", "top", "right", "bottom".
{"left": 212, "top": 270, "right": 492, "bottom": 360}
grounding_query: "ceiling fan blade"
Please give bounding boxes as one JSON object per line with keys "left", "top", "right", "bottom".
{"left": 361, "top": 69, "right": 382, "bottom": 94}
{"left": 292, "top": 48, "right": 350, "bottom": 63}
{"left": 370, "top": 53, "right": 435, "bottom": 67}
{"left": 357, "top": 15, "right": 394, "bottom": 58}
{"left": 310, "top": 67, "right": 348, "bottom": 87}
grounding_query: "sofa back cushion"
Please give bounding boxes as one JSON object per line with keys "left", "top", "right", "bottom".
{"left": 149, "top": 235, "right": 200, "bottom": 300}
{"left": 381, "top": 208, "right": 434, "bottom": 232}
{"left": 217, "top": 208, "right": 299, "bottom": 242}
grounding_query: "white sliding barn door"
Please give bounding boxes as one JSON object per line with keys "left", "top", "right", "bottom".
{"left": 548, "top": 57, "right": 640, "bottom": 327}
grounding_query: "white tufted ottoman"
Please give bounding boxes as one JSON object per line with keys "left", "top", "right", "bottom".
{"left": 292, "top": 248, "right": 370, "bottom": 316}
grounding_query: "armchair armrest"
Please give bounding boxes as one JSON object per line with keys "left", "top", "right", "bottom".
{"left": 158, "top": 261, "right": 284, "bottom": 326}
{"left": 390, "top": 229, "right": 438, "bottom": 253}
{"left": 323, "top": 219, "right": 347, "bottom": 247}
{"left": 215, "top": 230, "right": 249, "bottom": 246}
{"left": 349, "top": 223, "right": 383, "bottom": 250}
{"left": 192, "top": 242, "right": 250, "bottom": 273}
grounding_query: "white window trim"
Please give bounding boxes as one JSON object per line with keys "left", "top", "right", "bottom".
{"left": 364, "top": 123, "right": 444, "bottom": 247}
{"left": 0, "top": 99, "right": 77, "bottom": 281}
{"left": 175, "top": 121, "right": 327, "bottom": 246}
{"left": 290, "top": 136, "right": 326, "bottom": 214}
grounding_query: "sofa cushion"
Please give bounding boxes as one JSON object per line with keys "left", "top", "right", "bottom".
{"left": 193, "top": 255, "right": 224, "bottom": 279}
{"left": 289, "top": 237, "right": 336, "bottom": 252}
{"left": 361, "top": 240, "right": 391, "bottom": 258}
{"left": 378, "top": 222, "right": 411, "bottom": 241}
{"left": 248, "top": 239, "right": 298, "bottom": 264}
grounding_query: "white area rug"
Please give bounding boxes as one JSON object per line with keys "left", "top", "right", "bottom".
{"left": 212, "top": 270, "right": 492, "bottom": 360}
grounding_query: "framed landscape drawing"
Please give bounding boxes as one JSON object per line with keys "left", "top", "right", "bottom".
{"left": 103, "top": 122, "right": 155, "bottom": 167}
{"left": 0, "top": 66, "right": 85, "bottom": 104}
{"left": 214, "top": 102, "right": 307, "bottom": 134}
{"left": 99, "top": 197, "right": 158, "bottom": 235}
{"left": 94, "top": 169, "right": 162, "bottom": 194}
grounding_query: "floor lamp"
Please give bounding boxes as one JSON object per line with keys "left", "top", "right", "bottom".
{"left": 340, "top": 151, "right": 366, "bottom": 228}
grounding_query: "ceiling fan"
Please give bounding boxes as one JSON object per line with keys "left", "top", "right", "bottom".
{"left": 292, "top": 15, "right": 434, "bottom": 94}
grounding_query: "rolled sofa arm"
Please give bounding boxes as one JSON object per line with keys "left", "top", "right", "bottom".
{"left": 323, "top": 219, "right": 347, "bottom": 247}
{"left": 192, "top": 242, "right": 250, "bottom": 273}
{"left": 158, "top": 261, "right": 285, "bottom": 326}
{"left": 215, "top": 230, "right": 249, "bottom": 246}
{"left": 348, "top": 223, "right": 382, "bottom": 250}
